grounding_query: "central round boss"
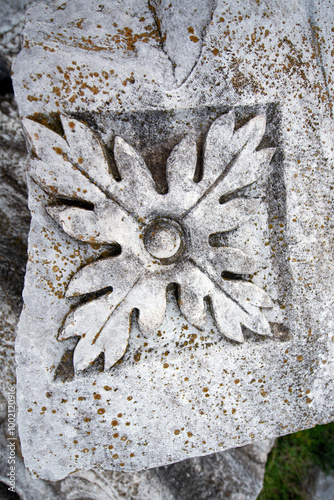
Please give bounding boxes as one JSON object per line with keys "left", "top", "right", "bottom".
{"left": 143, "top": 218, "right": 185, "bottom": 262}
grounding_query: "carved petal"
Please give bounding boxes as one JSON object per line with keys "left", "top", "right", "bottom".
{"left": 61, "top": 116, "right": 114, "bottom": 193}
{"left": 66, "top": 253, "right": 142, "bottom": 298}
{"left": 189, "top": 244, "right": 258, "bottom": 277}
{"left": 183, "top": 113, "right": 275, "bottom": 221}
{"left": 210, "top": 292, "right": 245, "bottom": 342}
{"left": 232, "top": 114, "right": 267, "bottom": 153}
{"left": 23, "top": 118, "right": 69, "bottom": 164}
{"left": 102, "top": 302, "right": 133, "bottom": 371}
{"left": 113, "top": 137, "right": 159, "bottom": 216}
{"left": 177, "top": 267, "right": 207, "bottom": 331}
{"left": 240, "top": 303, "right": 272, "bottom": 337}
{"left": 60, "top": 280, "right": 142, "bottom": 372}
{"left": 161, "top": 135, "right": 203, "bottom": 215}
{"left": 73, "top": 337, "right": 105, "bottom": 373}
{"left": 135, "top": 275, "right": 168, "bottom": 334}
{"left": 220, "top": 280, "right": 273, "bottom": 309}
{"left": 47, "top": 206, "right": 106, "bottom": 243}
{"left": 185, "top": 197, "right": 260, "bottom": 235}
{"left": 23, "top": 117, "right": 109, "bottom": 202}
{"left": 212, "top": 247, "right": 258, "bottom": 275}
{"left": 59, "top": 291, "right": 122, "bottom": 372}
{"left": 219, "top": 147, "right": 276, "bottom": 197}
{"left": 202, "top": 110, "right": 235, "bottom": 189}
{"left": 210, "top": 290, "right": 272, "bottom": 342}
{"left": 151, "top": 0, "right": 216, "bottom": 86}
{"left": 29, "top": 159, "right": 103, "bottom": 203}
{"left": 46, "top": 201, "right": 139, "bottom": 247}
{"left": 178, "top": 260, "right": 272, "bottom": 342}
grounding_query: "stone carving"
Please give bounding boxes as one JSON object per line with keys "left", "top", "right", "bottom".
{"left": 23, "top": 110, "right": 275, "bottom": 373}
{"left": 148, "top": 0, "right": 217, "bottom": 85}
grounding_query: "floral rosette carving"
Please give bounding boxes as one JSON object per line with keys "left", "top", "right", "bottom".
{"left": 23, "top": 111, "right": 276, "bottom": 373}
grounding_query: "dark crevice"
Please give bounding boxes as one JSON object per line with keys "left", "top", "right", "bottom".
{"left": 221, "top": 271, "right": 245, "bottom": 281}
{"left": 194, "top": 139, "right": 204, "bottom": 183}
{"left": 52, "top": 197, "right": 95, "bottom": 211}
{"left": 0, "top": 56, "right": 13, "bottom": 96}
{"left": 104, "top": 138, "right": 121, "bottom": 182}
{"left": 54, "top": 348, "right": 75, "bottom": 382}
{"left": 26, "top": 112, "right": 64, "bottom": 137}
{"left": 70, "top": 286, "right": 113, "bottom": 307}
{"left": 81, "top": 352, "right": 105, "bottom": 375}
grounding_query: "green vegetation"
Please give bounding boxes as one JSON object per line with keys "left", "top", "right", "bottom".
{"left": 258, "top": 422, "right": 334, "bottom": 500}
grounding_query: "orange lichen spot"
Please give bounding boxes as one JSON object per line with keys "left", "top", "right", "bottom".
{"left": 297, "top": 355, "right": 304, "bottom": 361}
{"left": 94, "top": 394, "right": 101, "bottom": 400}
{"left": 108, "top": 445, "right": 113, "bottom": 450}
{"left": 112, "top": 454, "right": 119, "bottom": 459}
{"left": 188, "top": 26, "right": 194, "bottom": 34}
{"left": 130, "top": 452, "right": 134, "bottom": 457}
{"left": 27, "top": 408, "right": 32, "bottom": 412}
{"left": 174, "top": 429, "right": 180, "bottom": 435}
{"left": 84, "top": 417, "right": 90, "bottom": 422}
{"left": 97, "top": 408, "right": 105, "bottom": 415}
{"left": 203, "top": 387, "right": 209, "bottom": 393}
{"left": 163, "top": 363, "right": 169, "bottom": 368}
{"left": 53, "top": 147, "right": 63, "bottom": 155}
{"left": 117, "top": 413, "right": 122, "bottom": 418}
{"left": 113, "top": 433, "right": 119, "bottom": 438}
{"left": 111, "top": 419, "right": 119, "bottom": 426}
{"left": 234, "top": 379, "right": 240, "bottom": 384}
{"left": 190, "top": 35, "right": 199, "bottom": 43}
{"left": 78, "top": 157, "right": 84, "bottom": 164}
{"left": 68, "top": 121, "right": 75, "bottom": 129}
{"left": 41, "top": 406, "right": 47, "bottom": 411}
{"left": 232, "top": 408, "right": 236, "bottom": 414}
{"left": 187, "top": 431, "right": 193, "bottom": 437}
{"left": 212, "top": 47, "right": 219, "bottom": 55}
{"left": 83, "top": 448, "right": 89, "bottom": 453}
{"left": 127, "top": 396, "right": 133, "bottom": 401}
{"left": 104, "top": 386, "right": 111, "bottom": 391}
{"left": 52, "top": 265, "right": 59, "bottom": 272}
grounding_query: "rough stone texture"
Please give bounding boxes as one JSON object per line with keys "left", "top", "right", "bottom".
{"left": 0, "top": 86, "right": 273, "bottom": 500}
{"left": 11, "top": 0, "right": 334, "bottom": 482}
{"left": 0, "top": 1, "right": 275, "bottom": 498}
{"left": 312, "top": 470, "right": 334, "bottom": 500}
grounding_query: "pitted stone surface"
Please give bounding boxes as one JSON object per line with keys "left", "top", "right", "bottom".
{"left": 12, "top": 0, "right": 334, "bottom": 481}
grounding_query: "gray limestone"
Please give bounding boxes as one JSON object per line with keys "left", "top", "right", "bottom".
{"left": 11, "top": 0, "right": 334, "bottom": 482}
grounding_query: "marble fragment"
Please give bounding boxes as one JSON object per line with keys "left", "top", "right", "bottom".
{"left": 12, "top": 0, "right": 334, "bottom": 480}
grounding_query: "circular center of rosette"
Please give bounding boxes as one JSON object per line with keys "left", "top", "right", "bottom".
{"left": 143, "top": 218, "right": 185, "bottom": 262}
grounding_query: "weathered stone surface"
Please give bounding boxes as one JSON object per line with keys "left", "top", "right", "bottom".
{"left": 12, "top": 0, "right": 334, "bottom": 481}
{"left": 0, "top": 56, "right": 273, "bottom": 500}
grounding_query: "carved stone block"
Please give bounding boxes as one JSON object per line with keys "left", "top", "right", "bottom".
{"left": 13, "top": 0, "right": 334, "bottom": 480}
